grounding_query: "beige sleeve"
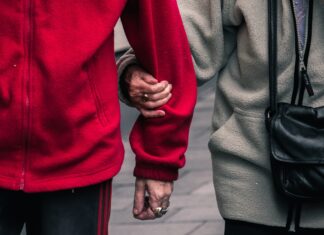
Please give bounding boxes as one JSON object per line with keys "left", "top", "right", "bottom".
{"left": 117, "top": 48, "right": 137, "bottom": 106}
{"left": 117, "top": 0, "right": 242, "bottom": 89}
{"left": 179, "top": 0, "right": 244, "bottom": 85}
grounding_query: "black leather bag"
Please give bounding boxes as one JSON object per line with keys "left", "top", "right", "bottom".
{"left": 266, "top": 0, "right": 324, "bottom": 200}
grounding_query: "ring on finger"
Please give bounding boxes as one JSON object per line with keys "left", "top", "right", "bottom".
{"left": 153, "top": 207, "right": 168, "bottom": 218}
{"left": 141, "top": 93, "right": 149, "bottom": 102}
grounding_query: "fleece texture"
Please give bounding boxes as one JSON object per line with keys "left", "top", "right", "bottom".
{"left": 0, "top": 0, "right": 196, "bottom": 192}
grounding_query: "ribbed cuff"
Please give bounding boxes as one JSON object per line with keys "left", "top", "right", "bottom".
{"left": 134, "top": 163, "right": 179, "bottom": 182}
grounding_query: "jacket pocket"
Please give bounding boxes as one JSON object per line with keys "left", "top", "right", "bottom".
{"left": 208, "top": 109, "right": 270, "bottom": 169}
{"left": 86, "top": 69, "right": 109, "bottom": 127}
{"left": 208, "top": 111, "right": 235, "bottom": 152}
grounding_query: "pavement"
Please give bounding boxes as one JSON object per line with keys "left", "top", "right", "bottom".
{"left": 111, "top": 79, "right": 224, "bottom": 235}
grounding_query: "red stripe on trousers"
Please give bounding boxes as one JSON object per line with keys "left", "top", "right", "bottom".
{"left": 97, "top": 180, "right": 112, "bottom": 235}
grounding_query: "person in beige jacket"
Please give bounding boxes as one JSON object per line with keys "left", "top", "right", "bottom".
{"left": 117, "top": 0, "right": 324, "bottom": 234}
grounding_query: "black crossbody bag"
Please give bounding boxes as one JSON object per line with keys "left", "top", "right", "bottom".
{"left": 266, "top": 0, "right": 324, "bottom": 200}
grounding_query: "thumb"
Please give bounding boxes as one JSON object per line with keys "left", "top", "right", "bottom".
{"left": 133, "top": 178, "right": 146, "bottom": 216}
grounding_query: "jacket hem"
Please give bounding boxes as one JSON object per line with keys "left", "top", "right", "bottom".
{"left": 0, "top": 163, "right": 122, "bottom": 193}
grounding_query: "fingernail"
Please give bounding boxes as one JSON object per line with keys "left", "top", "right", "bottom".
{"left": 159, "top": 111, "right": 166, "bottom": 116}
{"left": 133, "top": 208, "right": 139, "bottom": 215}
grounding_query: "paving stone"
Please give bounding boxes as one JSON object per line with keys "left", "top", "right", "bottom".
{"left": 113, "top": 172, "right": 136, "bottom": 186}
{"left": 189, "top": 221, "right": 225, "bottom": 235}
{"left": 170, "top": 195, "right": 217, "bottom": 208}
{"left": 110, "top": 222, "right": 202, "bottom": 235}
{"left": 166, "top": 207, "right": 222, "bottom": 223}
{"left": 192, "top": 182, "right": 215, "bottom": 195}
{"left": 173, "top": 170, "right": 213, "bottom": 195}
{"left": 185, "top": 149, "right": 213, "bottom": 171}
{"left": 111, "top": 198, "right": 133, "bottom": 211}
{"left": 112, "top": 185, "right": 134, "bottom": 198}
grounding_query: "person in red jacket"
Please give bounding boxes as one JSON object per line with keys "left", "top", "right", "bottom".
{"left": 0, "top": 0, "right": 196, "bottom": 234}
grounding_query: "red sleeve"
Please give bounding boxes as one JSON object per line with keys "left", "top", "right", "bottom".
{"left": 121, "top": 0, "right": 197, "bottom": 181}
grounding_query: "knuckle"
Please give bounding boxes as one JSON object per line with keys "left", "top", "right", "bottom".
{"left": 155, "top": 191, "right": 165, "bottom": 200}
{"left": 142, "top": 112, "right": 151, "bottom": 118}
{"left": 129, "top": 79, "right": 138, "bottom": 86}
{"left": 149, "top": 94, "right": 157, "bottom": 101}
{"left": 165, "top": 189, "right": 172, "bottom": 196}
{"left": 145, "top": 103, "right": 154, "bottom": 109}
{"left": 129, "top": 91, "right": 137, "bottom": 98}
{"left": 147, "top": 87, "right": 155, "bottom": 93}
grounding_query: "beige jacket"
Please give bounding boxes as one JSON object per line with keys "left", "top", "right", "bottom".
{"left": 118, "top": 0, "right": 324, "bottom": 228}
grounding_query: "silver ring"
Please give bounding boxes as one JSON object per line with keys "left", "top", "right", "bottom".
{"left": 153, "top": 207, "right": 168, "bottom": 218}
{"left": 142, "top": 93, "right": 149, "bottom": 102}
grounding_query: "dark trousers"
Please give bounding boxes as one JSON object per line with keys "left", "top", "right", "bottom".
{"left": 0, "top": 180, "right": 112, "bottom": 235}
{"left": 225, "top": 220, "right": 324, "bottom": 235}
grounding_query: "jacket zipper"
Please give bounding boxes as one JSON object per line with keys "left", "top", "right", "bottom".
{"left": 21, "top": 0, "right": 33, "bottom": 190}
{"left": 291, "top": 0, "right": 314, "bottom": 97}
{"left": 285, "top": 1, "right": 313, "bottom": 231}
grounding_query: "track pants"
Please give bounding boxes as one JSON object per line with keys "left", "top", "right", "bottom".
{"left": 0, "top": 180, "right": 112, "bottom": 235}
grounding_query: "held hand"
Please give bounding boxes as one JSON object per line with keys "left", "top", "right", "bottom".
{"left": 124, "top": 65, "right": 172, "bottom": 118}
{"left": 133, "top": 178, "right": 173, "bottom": 220}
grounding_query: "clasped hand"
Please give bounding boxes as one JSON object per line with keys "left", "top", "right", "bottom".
{"left": 124, "top": 65, "right": 172, "bottom": 118}
{"left": 124, "top": 65, "right": 174, "bottom": 220}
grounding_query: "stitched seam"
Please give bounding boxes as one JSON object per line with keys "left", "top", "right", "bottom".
{"left": 86, "top": 68, "right": 108, "bottom": 126}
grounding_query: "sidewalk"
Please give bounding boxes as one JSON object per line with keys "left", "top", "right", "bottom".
{"left": 111, "top": 80, "right": 224, "bottom": 235}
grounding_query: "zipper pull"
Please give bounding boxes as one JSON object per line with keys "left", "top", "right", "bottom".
{"left": 300, "top": 61, "right": 314, "bottom": 97}
{"left": 301, "top": 68, "right": 314, "bottom": 96}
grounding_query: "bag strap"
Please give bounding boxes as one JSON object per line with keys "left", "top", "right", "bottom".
{"left": 268, "top": 0, "right": 277, "bottom": 116}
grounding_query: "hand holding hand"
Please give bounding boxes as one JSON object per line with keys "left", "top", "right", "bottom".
{"left": 133, "top": 178, "right": 173, "bottom": 220}
{"left": 124, "top": 65, "right": 173, "bottom": 118}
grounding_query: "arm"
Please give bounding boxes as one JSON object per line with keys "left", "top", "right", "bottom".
{"left": 118, "top": 0, "right": 230, "bottom": 118}
{"left": 121, "top": 0, "right": 196, "bottom": 219}
{"left": 118, "top": 0, "right": 230, "bottom": 86}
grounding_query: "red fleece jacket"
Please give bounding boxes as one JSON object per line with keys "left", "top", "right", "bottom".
{"left": 0, "top": 0, "right": 196, "bottom": 192}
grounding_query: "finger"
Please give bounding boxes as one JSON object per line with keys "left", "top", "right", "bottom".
{"left": 134, "top": 196, "right": 156, "bottom": 220}
{"left": 148, "top": 193, "right": 163, "bottom": 214}
{"left": 140, "top": 93, "right": 172, "bottom": 109}
{"left": 128, "top": 78, "right": 154, "bottom": 96}
{"left": 133, "top": 179, "right": 146, "bottom": 216}
{"left": 134, "top": 203, "right": 157, "bottom": 220}
{"left": 140, "top": 109, "right": 166, "bottom": 118}
{"left": 161, "top": 198, "right": 170, "bottom": 209}
{"left": 149, "top": 84, "right": 172, "bottom": 101}
{"left": 127, "top": 65, "right": 158, "bottom": 85}
{"left": 134, "top": 209, "right": 156, "bottom": 220}
{"left": 129, "top": 80, "right": 165, "bottom": 98}
{"left": 142, "top": 81, "right": 169, "bottom": 94}
{"left": 140, "top": 180, "right": 173, "bottom": 220}
{"left": 141, "top": 74, "right": 158, "bottom": 85}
